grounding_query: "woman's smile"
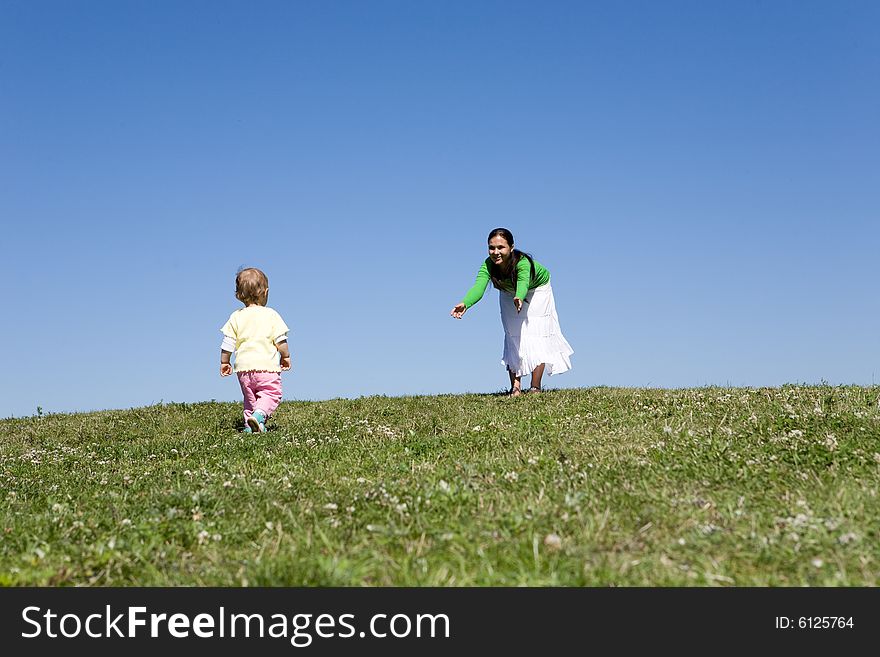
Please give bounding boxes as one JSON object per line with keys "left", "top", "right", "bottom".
{"left": 488, "top": 235, "right": 512, "bottom": 266}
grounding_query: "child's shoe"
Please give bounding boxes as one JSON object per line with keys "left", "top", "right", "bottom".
{"left": 247, "top": 409, "right": 267, "bottom": 433}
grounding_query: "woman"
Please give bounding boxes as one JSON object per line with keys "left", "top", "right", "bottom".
{"left": 451, "top": 228, "right": 574, "bottom": 396}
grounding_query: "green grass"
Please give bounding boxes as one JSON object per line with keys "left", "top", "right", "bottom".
{"left": 2, "top": 385, "right": 879, "bottom": 586}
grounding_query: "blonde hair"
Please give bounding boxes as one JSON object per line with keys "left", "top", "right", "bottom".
{"left": 235, "top": 267, "right": 269, "bottom": 306}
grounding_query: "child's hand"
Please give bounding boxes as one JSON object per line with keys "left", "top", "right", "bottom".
{"left": 450, "top": 302, "right": 467, "bottom": 319}
{"left": 280, "top": 356, "right": 291, "bottom": 371}
{"left": 514, "top": 297, "right": 523, "bottom": 313}
{"left": 220, "top": 363, "right": 233, "bottom": 377}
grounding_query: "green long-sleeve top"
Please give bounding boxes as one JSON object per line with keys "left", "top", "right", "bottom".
{"left": 461, "top": 257, "right": 550, "bottom": 308}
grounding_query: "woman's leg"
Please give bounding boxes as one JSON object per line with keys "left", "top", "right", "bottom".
{"left": 530, "top": 363, "right": 546, "bottom": 391}
{"left": 508, "top": 369, "right": 522, "bottom": 396}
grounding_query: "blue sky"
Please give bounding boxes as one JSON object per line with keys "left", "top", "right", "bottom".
{"left": 2, "top": 0, "right": 878, "bottom": 418}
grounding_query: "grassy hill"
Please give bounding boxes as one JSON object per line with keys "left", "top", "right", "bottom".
{"left": 2, "top": 386, "right": 878, "bottom": 586}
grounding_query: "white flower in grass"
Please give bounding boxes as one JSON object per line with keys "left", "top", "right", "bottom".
{"left": 838, "top": 532, "right": 858, "bottom": 545}
{"left": 223, "top": 481, "right": 233, "bottom": 488}
{"left": 121, "top": 518, "right": 132, "bottom": 526}
{"left": 212, "top": 534, "right": 222, "bottom": 542}
{"left": 324, "top": 503, "right": 338, "bottom": 511}
{"left": 504, "top": 471, "right": 518, "bottom": 482}
{"left": 543, "top": 533, "right": 562, "bottom": 551}
{"left": 824, "top": 434, "right": 838, "bottom": 451}
{"left": 811, "top": 558, "right": 824, "bottom": 568}
{"left": 197, "top": 530, "right": 210, "bottom": 545}
{"left": 438, "top": 480, "right": 450, "bottom": 493}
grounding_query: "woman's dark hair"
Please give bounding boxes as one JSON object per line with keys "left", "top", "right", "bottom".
{"left": 487, "top": 228, "right": 535, "bottom": 292}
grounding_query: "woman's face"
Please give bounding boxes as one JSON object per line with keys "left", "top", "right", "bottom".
{"left": 488, "top": 235, "right": 513, "bottom": 267}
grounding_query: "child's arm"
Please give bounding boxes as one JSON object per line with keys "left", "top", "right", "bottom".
{"left": 220, "top": 350, "right": 233, "bottom": 376}
{"left": 277, "top": 339, "right": 291, "bottom": 371}
{"left": 220, "top": 334, "right": 236, "bottom": 376}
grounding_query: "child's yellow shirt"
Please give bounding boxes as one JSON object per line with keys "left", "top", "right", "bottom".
{"left": 220, "top": 306, "right": 289, "bottom": 373}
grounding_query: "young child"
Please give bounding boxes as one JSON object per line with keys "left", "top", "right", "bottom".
{"left": 220, "top": 267, "right": 291, "bottom": 433}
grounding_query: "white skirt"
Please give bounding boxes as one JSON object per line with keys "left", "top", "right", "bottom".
{"left": 499, "top": 282, "right": 574, "bottom": 377}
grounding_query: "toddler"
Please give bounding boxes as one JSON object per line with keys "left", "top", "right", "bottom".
{"left": 220, "top": 267, "right": 291, "bottom": 432}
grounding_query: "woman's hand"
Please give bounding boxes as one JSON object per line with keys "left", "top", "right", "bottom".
{"left": 450, "top": 302, "right": 467, "bottom": 319}
{"left": 514, "top": 297, "right": 523, "bottom": 313}
{"left": 280, "top": 356, "right": 292, "bottom": 371}
{"left": 220, "top": 363, "right": 233, "bottom": 377}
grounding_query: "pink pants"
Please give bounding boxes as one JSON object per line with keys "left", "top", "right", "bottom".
{"left": 237, "top": 371, "right": 282, "bottom": 423}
